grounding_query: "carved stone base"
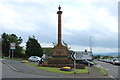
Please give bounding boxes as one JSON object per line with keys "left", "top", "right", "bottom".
{"left": 52, "top": 44, "right": 68, "bottom": 57}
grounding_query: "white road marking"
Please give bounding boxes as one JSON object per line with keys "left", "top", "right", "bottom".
{"left": 105, "top": 69, "right": 109, "bottom": 70}
{"left": 109, "top": 75, "right": 118, "bottom": 80}
{"left": 98, "top": 65, "right": 109, "bottom": 70}
{"left": 2, "top": 63, "right": 10, "bottom": 69}
{"left": 98, "top": 65, "right": 103, "bottom": 68}
{"left": 97, "top": 61, "right": 118, "bottom": 80}
{"left": 110, "top": 75, "right": 115, "bottom": 78}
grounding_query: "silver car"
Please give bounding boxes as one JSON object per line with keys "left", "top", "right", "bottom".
{"left": 113, "top": 58, "right": 120, "bottom": 65}
{"left": 28, "top": 56, "right": 41, "bottom": 62}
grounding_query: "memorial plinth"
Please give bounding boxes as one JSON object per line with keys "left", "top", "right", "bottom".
{"left": 52, "top": 44, "right": 68, "bottom": 57}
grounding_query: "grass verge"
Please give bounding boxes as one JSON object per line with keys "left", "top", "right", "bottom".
{"left": 25, "top": 63, "right": 88, "bottom": 74}
{"left": 3, "top": 57, "right": 28, "bottom": 61}
{"left": 91, "top": 61, "right": 97, "bottom": 65}
{"left": 93, "top": 62, "right": 98, "bottom": 65}
{"left": 98, "top": 67, "right": 108, "bottom": 76}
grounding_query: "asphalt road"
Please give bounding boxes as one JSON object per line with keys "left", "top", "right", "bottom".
{"left": 2, "top": 63, "right": 56, "bottom": 78}
{"left": 2, "top": 59, "right": 117, "bottom": 80}
{"left": 95, "top": 61, "right": 120, "bottom": 79}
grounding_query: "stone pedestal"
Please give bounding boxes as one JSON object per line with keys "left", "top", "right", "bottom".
{"left": 52, "top": 44, "right": 68, "bottom": 57}
{"left": 48, "top": 44, "right": 73, "bottom": 64}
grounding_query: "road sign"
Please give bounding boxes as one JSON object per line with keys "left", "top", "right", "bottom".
{"left": 10, "top": 43, "right": 16, "bottom": 50}
{"left": 71, "top": 52, "right": 76, "bottom": 60}
{"left": 71, "top": 51, "right": 93, "bottom": 60}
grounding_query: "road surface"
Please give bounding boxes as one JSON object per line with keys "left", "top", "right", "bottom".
{"left": 95, "top": 61, "right": 120, "bottom": 80}
{"left": 2, "top": 63, "right": 56, "bottom": 78}
{"left": 1, "top": 59, "right": 117, "bottom": 80}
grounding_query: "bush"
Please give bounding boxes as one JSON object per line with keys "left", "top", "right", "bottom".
{"left": 20, "top": 53, "right": 27, "bottom": 58}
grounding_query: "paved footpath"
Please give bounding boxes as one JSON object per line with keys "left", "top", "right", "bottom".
{"left": 2, "top": 59, "right": 111, "bottom": 78}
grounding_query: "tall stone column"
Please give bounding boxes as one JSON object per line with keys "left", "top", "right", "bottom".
{"left": 48, "top": 5, "right": 73, "bottom": 65}
{"left": 52, "top": 5, "right": 68, "bottom": 57}
{"left": 57, "top": 5, "right": 62, "bottom": 45}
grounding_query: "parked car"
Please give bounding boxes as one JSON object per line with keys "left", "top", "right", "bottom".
{"left": 105, "top": 59, "right": 111, "bottom": 63}
{"left": 81, "top": 60, "right": 94, "bottom": 66}
{"left": 113, "top": 58, "right": 120, "bottom": 65}
{"left": 103, "top": 59, "right": 107, "bottom": 62}
{"left": 111, "top": 58, "right": 117, "bottom": 64}
{"left": 99, "top": 59, "right": 104, "bottom": 62}
{"left": 109, "top": 59, "right": 114, "bottom": 64}
{"left": 28, "top": 56, "right": 41, "bottom": 62}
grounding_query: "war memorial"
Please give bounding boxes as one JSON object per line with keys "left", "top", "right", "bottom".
{"left": 39, "top": 6, "right": 85, "bottom": 69}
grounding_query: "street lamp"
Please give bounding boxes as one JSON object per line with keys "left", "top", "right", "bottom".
{"left": 90, "top": 36, "right": 93, "bottom": 52}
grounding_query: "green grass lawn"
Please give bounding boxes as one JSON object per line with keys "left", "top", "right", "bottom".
{"left": 3, "top": 57, "right": 28, "bottom": 61}
{"left": 92, "top": 61, "right": 98, "bottom": 65}
{"left": 98, "top": 67, "right": 108, "bottom": 76}
{"left": 25, "top": 63, "right": 88, "bottom": 74}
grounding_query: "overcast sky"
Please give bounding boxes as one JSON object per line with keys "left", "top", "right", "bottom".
{"left": 0, "top": 0, "right": 118, "bottom": 54}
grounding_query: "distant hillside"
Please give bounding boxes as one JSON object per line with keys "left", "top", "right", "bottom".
{"left": 93, "top": 53, "right": 119, "bottom": 56}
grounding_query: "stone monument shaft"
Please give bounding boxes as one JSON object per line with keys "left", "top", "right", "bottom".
{"left": 52, "top": 5, "right": 68, "bottom": 57}
{"left": 57, "top": 5, "right": 62, "bottom": 45}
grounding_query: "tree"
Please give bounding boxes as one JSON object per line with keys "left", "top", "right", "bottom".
{"left": 93, "top": 55, "right": 101, "bottom": 59}
{"left": 1, "top": 33, "right": 23, "bottom": 58}
{"left": 2, "top": 33, "right": 10, "bottom": 57}
{"left": 9, "top": 34, "right": 23, "bottom": 58}
{"left": 102, "top": 56, "right": 109, "bottom": 59}
{"left": 26, "top": 36, "right": 43, "bottom": 57}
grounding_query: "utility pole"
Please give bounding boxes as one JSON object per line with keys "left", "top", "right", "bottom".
{"left": 90, "top": 36, "right": 93, "bottom": 52}
{"left": 9, "top": 50, "right": 10, "bottom": 58}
